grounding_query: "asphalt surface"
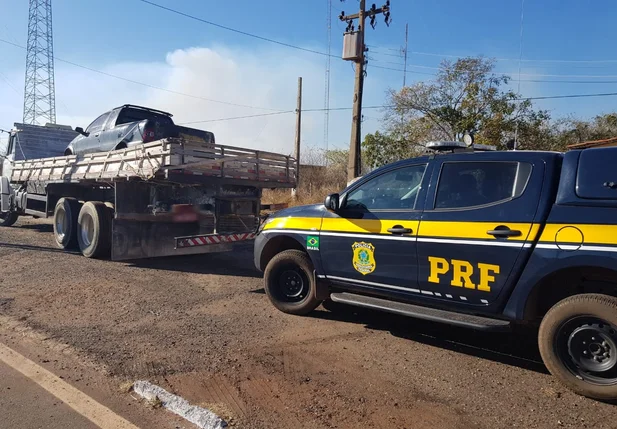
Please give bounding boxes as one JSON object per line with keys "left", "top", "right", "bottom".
{"left": 0, "top": 217, "right": 616, "bottom": 429}
{"left": 0, "top": 360, "right": 99, "bottom": 429}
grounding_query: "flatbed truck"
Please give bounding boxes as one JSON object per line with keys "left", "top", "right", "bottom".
{"left": 0, "top": 122, "right": 296, "bottom": 260}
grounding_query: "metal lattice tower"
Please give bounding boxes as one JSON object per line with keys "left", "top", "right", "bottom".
{"left": 23, "top": 0, "right": 56, "bottom": 125}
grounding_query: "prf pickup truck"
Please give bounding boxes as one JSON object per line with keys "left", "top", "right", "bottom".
{"left": 254, "top": 141, "right": 617, "bottom": 400}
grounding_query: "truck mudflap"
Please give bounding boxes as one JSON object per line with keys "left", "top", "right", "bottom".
{"left": 111, "top": 219, "right": 244, "bottom": 261}
{"left": 176, "top": 232, "right": 256, "bottom": 248}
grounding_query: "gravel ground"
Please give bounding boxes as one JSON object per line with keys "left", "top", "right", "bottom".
{"left": 0, "top": 217, "right": 615, "bottom": 429}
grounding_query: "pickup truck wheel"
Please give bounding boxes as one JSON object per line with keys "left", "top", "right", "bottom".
{"left": 77, "top": 201, "right": 111, "bottom": 258}
{"left": 53, "top": 197, "right": 80, "bottom": 249}
{"left": 0, "top": 211, "right": 18, "bottom": 227}
{"left": 539, "top": 294, "right": 617, "bottom": 401}
{"left": 264, "top": 250, "right": 321, "bottom": 315}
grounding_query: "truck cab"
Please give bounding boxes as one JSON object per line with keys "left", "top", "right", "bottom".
{"left": 1, "top": 123, "right": 78, "bottom": 226}
{"left": 254, "top": 142, "right": 617, "bottom": 401}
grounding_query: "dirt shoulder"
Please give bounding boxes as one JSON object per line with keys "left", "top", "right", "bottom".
{"left": 0, "top": 217, "right": 613, "bottom": 428}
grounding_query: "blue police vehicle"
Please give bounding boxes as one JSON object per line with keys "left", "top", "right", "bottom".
{"left": 254, "top": 141, "right": 617, "bottom": 401}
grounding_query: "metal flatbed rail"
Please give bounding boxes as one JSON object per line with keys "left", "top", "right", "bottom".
{"left": 10, "top": 138, "right": 297, "bottom": 188}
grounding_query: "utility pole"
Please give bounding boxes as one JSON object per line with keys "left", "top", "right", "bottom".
{"left": 292, "top": 77, "right": 302, "bottom": 201}
{"left": 340, "top": 1, "right": 391, "bottom": 182}
{"left": 403, "top": 23, "right": 408, "bottom": 87}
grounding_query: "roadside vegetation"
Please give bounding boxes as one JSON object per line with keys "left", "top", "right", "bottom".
{"left": 277, "top": 56, "right": 617, "bottom": 206}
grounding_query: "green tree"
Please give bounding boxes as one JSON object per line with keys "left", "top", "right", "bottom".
{"left": 364, "top": 57, "right": 553, "bottom": 167}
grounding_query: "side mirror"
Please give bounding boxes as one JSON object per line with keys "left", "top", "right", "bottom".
{"left": 75, "top": 127, "right": 89, "bottom": 137}
{"left": 324, "top": 193, "right": 340, "bottom": 211}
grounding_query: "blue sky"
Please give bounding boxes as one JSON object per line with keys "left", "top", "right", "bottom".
{"left": 1, "top": 0, "right": 617, "bottom": 157}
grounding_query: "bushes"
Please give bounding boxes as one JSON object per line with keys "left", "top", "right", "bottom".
{"left": 263, "top": 148, "right": 349, "bottom": 206}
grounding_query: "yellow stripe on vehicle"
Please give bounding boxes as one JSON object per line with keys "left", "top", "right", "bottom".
{"left": 321, "top": 217, "right": 420, "bottom": 235}
{"left": 263, "top": 216, "right": 322, "bottom": 231}
{"left": 539, "top": 224, "right": 617, "bottom": 246}
{"left": 417, "top": 221, "right": 533, "bottom": 241}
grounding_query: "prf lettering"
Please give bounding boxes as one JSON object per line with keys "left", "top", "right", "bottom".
{"left": 428, "top": 257, "right": 500, "bottom": 292}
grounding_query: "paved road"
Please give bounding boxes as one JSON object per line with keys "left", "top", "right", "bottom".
{"left": 0, "top": 217, "right": 615, "bottom": 429}
{"left": 0, "top": 359, "right": 98, "bottom": 429}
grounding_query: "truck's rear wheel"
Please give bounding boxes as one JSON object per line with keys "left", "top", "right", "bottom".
{"left": 0, "top": 211, "right": 18, "bottom": 227}
{"left": 264, "top": 250, "right": 321, "bottom": 315}
{"left": 77, "top": 201, "right": 111, "bottom": 258}
{"left": 53, "top": 197, "right": 80, "bottom": 248}
{"left": 539, "top": 293, "right": 617, "bottom": 401}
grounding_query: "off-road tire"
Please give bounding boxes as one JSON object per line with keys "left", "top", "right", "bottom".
{"left": 264, "top": 250, "right": 322, "bottom": 315}
{"left": 0, "top": 211, "right": 18, "bottom": 227}
{"left": 53, "top": 197, "right": 81, "bottom": 249}
{"left": 77, "top": 201, "right": 112, "bottom": 258}
{"left": 539, "top": 293, "right": 617, "bottom": 401}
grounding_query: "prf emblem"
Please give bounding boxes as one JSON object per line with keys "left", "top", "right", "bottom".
{"left": 428, "top": 256, "right": 500, "bottom": 292}
{"left": 352, "top": 242, "right": 376, "bottom": 275}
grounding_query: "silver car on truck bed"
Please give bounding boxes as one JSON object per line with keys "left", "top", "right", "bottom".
{"left": 66, "top": 104, "right": 214, "bottom": 155}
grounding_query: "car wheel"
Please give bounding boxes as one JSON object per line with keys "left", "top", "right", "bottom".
{"left": 264, "top": 250, "right": 322, "bottom": 315}
{"left": 77, "top": 201, "right": 112, "bottom": 258}
{"left": 539, "top": 293, "right": 617, "bottom": 401}
{"left": 53, "top": 197, "right": 80, "bottom": 249}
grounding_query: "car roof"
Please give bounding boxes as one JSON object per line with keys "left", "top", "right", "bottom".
{"left": 114, "top": 104, "right": 173, "bottom": 117}
{"left": 358, "top": 149, "right": 563, "bottom": 184}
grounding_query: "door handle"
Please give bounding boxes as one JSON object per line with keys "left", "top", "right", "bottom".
{"left": 387, "top": 225, "right": 413, "bottom": 235}
{"left": 487, "top": 226, "right": 522, "bottom": 238}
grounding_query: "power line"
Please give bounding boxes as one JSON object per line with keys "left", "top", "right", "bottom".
{"left": 114, "top": 90, "right": 617, "bottom": 126}
{"left": 136, "top": 0, "right": 336, "bottom": 58}
{"left": 367, "top": 49, "right": 403, "bottom": 58}
{"left": 178, "top": 111, "right": 294, "bottom": 125}
{"left": 0, "top": 71, "right": 20, "bottom": 95}
{"left": 389, "top": 49, "right": 617, "bottom": 65}
{"left": 0, "top": 38, "right": 282, "bottom": 112}
{"left": 369, "top": 64, "right": 436, "bottom": 76}
{"left": 369, "top": 63, "right": 617, "bottom": 82}
{"left": 525, "top": 92, "right": 617, "bottom": 101}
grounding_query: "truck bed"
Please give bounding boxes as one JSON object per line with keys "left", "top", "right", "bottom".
{"left": 9, "top": 138, "right": 297, "bottom": 188}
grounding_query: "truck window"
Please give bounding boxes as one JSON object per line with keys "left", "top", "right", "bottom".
{"left": 344, "top": 164, "right": 427, "bottom": 211}
{"left": 435, "top": 161, "right": 531, "bottom": 209}
{"left": 576, "top": 148, "right": 617, "bottom": 200}
{"left": 116, "top": 108, "right": 173, "bottom": 126}
{"left": 86, "top": 113, "right": 109, "bottom": 134}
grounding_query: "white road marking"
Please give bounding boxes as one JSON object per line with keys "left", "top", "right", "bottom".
{"left": 0, "top": 342, "right": 139, "bottom": 429}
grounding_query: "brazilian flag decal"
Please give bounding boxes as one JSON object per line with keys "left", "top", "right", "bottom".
{"left": 307, "top": 236, "right": 320, "bottom": 251}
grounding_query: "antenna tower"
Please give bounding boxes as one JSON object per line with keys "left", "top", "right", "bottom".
{"left": 23, "top": 0, "right": 56, "bottom": 125}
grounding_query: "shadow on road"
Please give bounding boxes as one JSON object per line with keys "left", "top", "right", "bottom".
{"left": 312, "top": 301, "right": 547, "bottom": 374}
{"left": 16, "top": 223, "right": 54, "bottom": 233}
{"left": 129, "top": 246, "right": 261, "bottom": 278}
{"left": 0, "top": 242, "right": 78, "bottom": 254}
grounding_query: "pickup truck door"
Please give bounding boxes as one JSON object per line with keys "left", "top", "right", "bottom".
{"left": 96, "top": 109, "right": 121, "bottom": 152}
{"left": 80, "top": 113, "right": 109, "bottom": 153}
{"left": 416, "top": 156, "right": 544, "bottom": 307}
{"left": 319, "top": 162, "right": 430, "bottom": 293}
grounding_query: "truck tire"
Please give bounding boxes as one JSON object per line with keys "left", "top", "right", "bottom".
{"left": 538, "top": 293, "right": 617, "bottom": 401}
{"left": 77, "top": 201, "right": 111, "bottom": 258}
{"left": 53, "top": 197, "right": 80, "bottom": 249}
{"left": 264, "top": 250, "right": 322, "bottom": 315}
{"left": 0, "top": 211, "right": 18, "bottom": 227}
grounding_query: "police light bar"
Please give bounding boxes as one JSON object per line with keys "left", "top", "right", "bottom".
{"left": 425, "top": 141, "right": 497, "bottom": 152}
{"left": 425, "top": 141, "right": 467, "bottom": 151}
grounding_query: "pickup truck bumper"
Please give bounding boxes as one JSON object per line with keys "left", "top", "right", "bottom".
{"left": 253, "top": 232, "right": 268, "bottom": 272}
